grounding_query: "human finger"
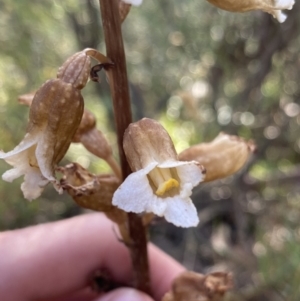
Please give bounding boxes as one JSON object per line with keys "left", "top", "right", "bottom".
{"left": 95, "top": 288, "right": 154, "bottom": 301}
{"left": 0, "top": 213, "right": 184, "bottom": 301}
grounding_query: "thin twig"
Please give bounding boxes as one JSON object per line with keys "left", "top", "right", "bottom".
{"left": 98, "top": 0, "right": 151, "bottom": 295}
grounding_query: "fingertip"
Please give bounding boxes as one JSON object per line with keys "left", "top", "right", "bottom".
{"left": 96, "top": 288, "right": 154, "bottom": 301}
{"left": 149, "top": 244, "right": 185, "bottom": 300}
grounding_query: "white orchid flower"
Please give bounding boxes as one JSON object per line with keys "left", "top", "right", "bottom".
{"left": 113, "top": 118, "right": 205, "bottom": 228}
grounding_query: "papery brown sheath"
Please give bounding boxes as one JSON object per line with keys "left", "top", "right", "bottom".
{"left": 58, "top": 162, "right": 130, "bottom": 242}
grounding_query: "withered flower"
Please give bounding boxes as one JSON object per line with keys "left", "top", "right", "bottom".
{"left": 112, "top": 118, "right": 205, "bottom": 228}
{"left": 58, "top": 162, "right": 130, "bottom": 242}
{"left": 162, "top": 271, "right": 232, "bottom": 301}
{"left": 179, "top": 132, "right": 255, "bottom": 182}
{"left": 59, "top": 163, "right": 120, "bottom": 213}
{"left": 0, "top": 50, "right": 92, "bottom": 200}
{"left": 207, "top": 0, "right": 295, "bottom": 23}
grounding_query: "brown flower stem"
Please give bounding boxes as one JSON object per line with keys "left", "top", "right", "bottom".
{"left": 99, "top": 0, "right": 151, "bottom": 295}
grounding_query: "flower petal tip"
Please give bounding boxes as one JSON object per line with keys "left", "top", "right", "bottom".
{"left": 274, "top": 11, "right": 287, "bottom": 23}
{"left": 275, "top": 0, "right": 295, "bottom": 10}
{"left": 163, "top": 196, "right": 200, "bottom": 228}
{"left": 2, "top": 169, "right": 22, "bottom": 182}
{"left": 273, "top": 0, "right": 295, "bottom": 22}
{"left": 165, "top": 216, "right": 200, "bottom": 228}
{"left": 21, "top": 183, "right": 44, "bottom": 201}
{"left": 121, "top": 0, "right": 143, "bottom": 6}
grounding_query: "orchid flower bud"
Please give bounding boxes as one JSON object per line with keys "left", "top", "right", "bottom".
{"left": 72, "top": 109, "right": 113, "bottom": 161}
{"left": 57, "top": 51, "right": 91, "bottom": 89}
{"left": 113, "top": 118, "right": 205, "bottom": 228}
{"left": 18, "top": 92, "right": 36, "bottom": 106}
{"left": 179, "top": 132, "right": 255, "bottom": 182}
{"left": 207, "top": 0, "right": 295, "bottom": 23}
{"left": 0, "top": 50, "right": 92, "bottom": 200}
{"left": 72, "top": 109, "right": 121, "bottom": 179}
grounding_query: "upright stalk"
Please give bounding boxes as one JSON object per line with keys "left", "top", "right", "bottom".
{"left": 99, "top": 0, "right": 151, "bottom": 295}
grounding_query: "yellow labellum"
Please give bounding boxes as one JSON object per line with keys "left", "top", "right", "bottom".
{"left": 148, "top": 167, "right": 179, "bottom": 196}
{"left": 156, "top": 178, "right": 179, "bottom": 196}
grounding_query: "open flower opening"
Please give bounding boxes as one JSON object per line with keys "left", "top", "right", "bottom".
{"left": 112, "top": 118, "right": 205, "bottom": 228}
{"left": 147, "top": 166, "right": 180, "bottom": 197}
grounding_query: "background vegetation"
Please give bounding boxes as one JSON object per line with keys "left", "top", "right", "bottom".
{"left": 0, "top": 0, "right": 300, "bottom": 299}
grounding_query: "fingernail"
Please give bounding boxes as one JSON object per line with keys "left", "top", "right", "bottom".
{"left": 97, "top": 288, "right": 154, "bottom": 301}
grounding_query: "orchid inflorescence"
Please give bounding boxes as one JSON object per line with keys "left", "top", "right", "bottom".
{"left": 0, "top": 1, "right": 294, "bottom": 299}
{"left": 0, "top": 0, "right": 292, "bottom": 230}
{"left": 0, "top": 48, "right": 255, "bottom": 229}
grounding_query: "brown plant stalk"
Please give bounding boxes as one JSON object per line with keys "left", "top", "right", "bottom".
{"left": 98, "top": 0, "right": 151, "bottom": 295}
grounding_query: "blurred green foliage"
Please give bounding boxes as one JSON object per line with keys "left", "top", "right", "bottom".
{"left": 1, "top": 0, "right": 300, "bottom": 299}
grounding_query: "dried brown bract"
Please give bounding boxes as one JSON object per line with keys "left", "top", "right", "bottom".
{"left": 179, "top": 132, "right": 256, "bottom": 182}
{"left": 162, "top": 271, "right": 232, "bottom": 301}
{"left": 59, "top": 162, "right": 119, "bottom": 212}
{"left": 58, "top": 162, "right": 129, "bottom": 242}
